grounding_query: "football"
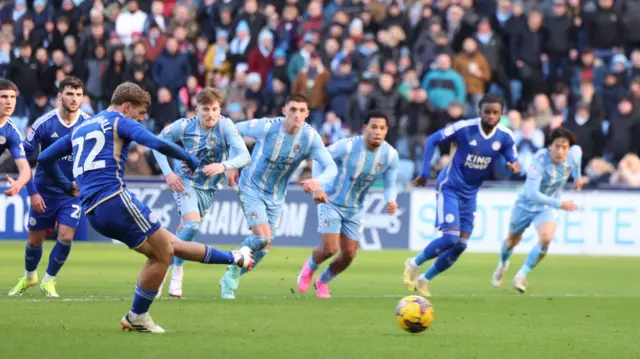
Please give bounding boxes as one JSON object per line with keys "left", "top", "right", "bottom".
{"left": 395, "top": 295, "right": 434, "bottom": 333}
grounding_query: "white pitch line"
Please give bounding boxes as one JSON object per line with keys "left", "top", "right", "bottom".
{"left": 3, "top": 293, "right": 640, "bottom": 303}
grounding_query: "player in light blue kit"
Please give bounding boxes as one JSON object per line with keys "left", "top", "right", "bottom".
{"left": 8, "top": 77, "right": 90, "bottom": 298}
{"left": 0, "top": 79, "right": 31, "bottom": 197}
{"left": 220, "top": 93, "right": 338, "bottom": 299}
{"left": 37, "top": 83, "right": 254, "bottom": 333}
{"left": 492, "top": 127, "right": 587, "bottom": 293}
{"left": 153, "top": 88, "right": 250, "bottom": 298}
{"left": 296, "top": 110, "right": 399, "bottom": 298}
{"left": 403, "top": 94, "right": 521, "bottom": 297}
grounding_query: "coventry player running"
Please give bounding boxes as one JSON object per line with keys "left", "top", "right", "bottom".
{"left": 492, "top": 128, "right": 586, "bottom": 293}
{"left": 8, "top": 77, "right": 90, "bottom": 298}
{"left": 0, "top": 79, "right": 30, "bottom": 196}
{"left": 220, "top": 94, "right": 338, "bottom": 299}
{"left": 403, "top": 94, "right": 521, "bottom": 297}
{"left": 153, "top": 88, "right": 250, "bottom": 298}
{"left": 297, "top": 111, "right": 399, "bottom": 298}
{"left": 37, "top": 83, "right": 254, "bottom": 333}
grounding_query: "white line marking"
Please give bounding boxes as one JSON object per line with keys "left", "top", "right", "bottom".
{"left": 3, "top": 293, "right": 640, "bottom": 303}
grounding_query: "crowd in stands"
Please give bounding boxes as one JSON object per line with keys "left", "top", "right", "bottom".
{"left": 2, "top": 0, "right": 640, "bottom": 187}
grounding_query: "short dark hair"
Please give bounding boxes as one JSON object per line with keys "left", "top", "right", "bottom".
{"left": 58, "top": 76, "right": 84, "bottom": 93}
{"left": 547, "top": 127, "right": 577, "bottom": 147}
{"left": 365, "top": 110, "right": 389, "bottom": 125}
{"left": 0, "top": 79, "right": 18, "bottom": 93}
{"left": 285, "top": 93, "right": 309, "bottom": 105}
{"left": 478, "top": 93, "right": 504, "bottom": 111}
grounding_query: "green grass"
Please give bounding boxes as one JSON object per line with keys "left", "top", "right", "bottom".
{"left": 0, "top": 241, "right": 638, "bottom": 359}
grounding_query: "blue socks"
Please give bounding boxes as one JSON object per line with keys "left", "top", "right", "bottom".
{"left": 201, "top": 245, "right": 234, "bottom": 264}
{"left": 319, "top": 267, "right": 337, "bottom": 283}
{"left": 414, "top": 230, "right": 459, "bottom": 266}
{"left": 518, "top": 243, "right": 546, "bottom": 276}
{"left": 499, "top": 240, "right": 514, "bottom": 266}
{"left": 25, "top": 243, "right": 43, "bottom": 272}
{"left": 131, "top": 284, "right": 158, "bottom": 315}
{"left": 46, "top": 239, "right": 71, "bottom": 277}
{"left": 173, "top": 221, "right": 200, "bottom": 266}
{"left": 423, "top": 241, "right": 468, "bottom": 280}
{"left": 307, "top": 256, "right": 319, "bottom": 271}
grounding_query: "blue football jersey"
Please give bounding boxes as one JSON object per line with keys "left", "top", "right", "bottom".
{"left": 24, "top": 109, "right": 89, "bottom": 196}
{"left": 236, "top": 117, "right": 337, "bottom": 201}
{"left": 315, "top": 136, "right": 399, "bottom": 210}
{"left": 154, "top": 115, "right": 250, "bottom": 190}
{"left": 432, "top": 118, "right": 517, "bottom": 197}
{"left": 0, "top": 118, "right": 25, "bottom": 160}
{"left": 515, "top": 146, "right": 582, "bottom": 211}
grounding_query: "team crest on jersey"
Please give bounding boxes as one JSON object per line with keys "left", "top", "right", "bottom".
{"left": 376, "top": 161, "right": 383, "bottom": 171}
{"left": 492, "top": 141, "right": 501, "bottom": 151}
{"left": 251, "top": 211, "right": 258, "bottom": 220}
{"left": 293, "top": 144, "right": 301, "bottom": 154}
{"left": 208, "top": 135, "right": 217, "bottom": 147}
{"left": 0, "top": 136, "right": 5, "bottom": 145}
{"left": 26, "top": 129, "right": 35, "bottom": 141}
{"left": 149, "top": 213, "right": 158, "bottom": 224}
{"left": 233, "top": 127, "right": 240, "bottom": 136}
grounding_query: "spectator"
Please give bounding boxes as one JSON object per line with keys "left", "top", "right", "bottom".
{"left": 421, "top": 53, "right": 466, "bottom": 110}
{"left": 292, "top": 52, "right": 330, "bottom": 128}
{"left": 454, "top": 37, "right": 491, "bottom": 115}
{"left": 151, "top": 37, "right": 191, "bottom": 95}
{"left": 247, "top": 29, "right": 274, "bottom": 84}
{"left": 326, "top": 58, "right": 358, "bottom": 121}
{"left": 228, "top": 20, "right": 252, "bottom": 68}
{"left": 115, "top": 0, "right": 147, "bottom": 46}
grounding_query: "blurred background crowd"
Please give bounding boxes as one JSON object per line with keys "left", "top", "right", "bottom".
{"left": 2, "top": 0, "right": 640, "bottom": 187}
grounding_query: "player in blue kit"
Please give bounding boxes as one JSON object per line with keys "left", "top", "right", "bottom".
{"left": 37, "top": 83, "right": 254, "bottom": 333}
{"left": 296, "top": 110, "right": 399, "bottom": 298}
{"left": 153, "top": 88, "right": 250, "bottom": 298}
{"left": 0, "top": 79, "right": 31, "bottom": 197}
{"left": 403, "top": 94, "right": 521, "bottom": 297}
{"left": 8, "top": 77, "right": 90, "bottom": 298}
{"left": 492, "top": 128, "right": 586, "bottom": 293}
{"left": 219, "top": 93, "right": 338, "bottom": 299}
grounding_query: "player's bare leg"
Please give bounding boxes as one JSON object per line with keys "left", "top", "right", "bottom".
{"left": 221, "top": 223, "right": 271, "bottom": 299}
{"left": 8, "top": 230, "right": 46, "bottom": 296}
{"left": 40, "top": 224, "right": 75, "bottom": 297}
{"left": 314, "top": 235, "right": 358, "bottom": 299}
{"left": 493, "top": 233, "right": 522, "bottom": 287}
{"left": 298, "top": 233, "right": 339, "bottom": 293}
{"left": 514, "top": 222, "right": 554, "bottom": 293}
{"left": 121, "top": 228, "right": 253, "bottom": 333}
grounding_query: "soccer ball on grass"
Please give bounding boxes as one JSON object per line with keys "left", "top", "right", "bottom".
{"left": 395, "top": 295, "right": 434, "bottom": 333}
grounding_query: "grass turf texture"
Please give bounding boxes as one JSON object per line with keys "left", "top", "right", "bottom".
{"left": 0, "top": 241, "right": 638, "bottom": 359}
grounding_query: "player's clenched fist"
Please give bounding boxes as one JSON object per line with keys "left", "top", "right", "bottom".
{"left": 387, "top": 200, "right": 398, "bottom": 215}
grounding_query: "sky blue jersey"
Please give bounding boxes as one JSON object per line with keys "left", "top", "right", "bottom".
{"left": 420, "top": 118, "right": 518, "bottom": 198}
{"left": 314, "top": 136, "right": 399, "bottom": 210}
{"left": 515, "top": 146, "right": 582, "bottom": 211}
{"left": 237, "top": 117, "right": 338, "bottom": 201}
{"left": 37, "top": 110, "right": 198, "bottom": 214}
{"left": 0, "top": 118, "right": 25, "bottom": 160}
{"left": 23, "top": 109, "right": 90, "bottom": 197}
{"left": 153, "top": 115, "right": 250, "bottom": 191}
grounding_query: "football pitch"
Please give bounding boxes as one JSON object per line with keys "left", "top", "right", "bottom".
{"left": 0, "top": 241, "right": 637, "bottom": 359}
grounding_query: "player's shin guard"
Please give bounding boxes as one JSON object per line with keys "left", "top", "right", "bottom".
{"left": 45, "top": 239, "right": 71, "bottom": 279}
{"left": 414, "top": 229, "right": 459, "bottom": 266}
{"left": 173, "top": 221, "right": 200, "bottom": 267}
{"left": 24, "top": 242, "right": 43, "bottom": 278}
{"left": 423, "top": 240, "right": 468, "bottom": 280}
{"left": 518, "top": 243, "right": 547, "bottom": 276}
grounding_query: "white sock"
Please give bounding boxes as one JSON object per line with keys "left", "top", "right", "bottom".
{"left": 410, "top": 258, "right": 418, "bottom": 267}
{"left": 42, "top": 273, "right": 55, "bottom": 282}
{"left": 25, "top": 270, "right": 36, "bottom": 280}
{"left": 172, "top": 265, "right": 184, "bottom": 280}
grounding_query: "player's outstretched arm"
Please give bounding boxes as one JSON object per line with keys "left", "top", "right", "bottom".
{"left": 121, "top": 118, "right": 200, "bottom": 171}
{"left": 221, "top": 118, "right": 251, "bottom": 170}
{"left": 37, "top": 134, "right": 74, "bottom": 194}
{"left": 416, "top": 125, "right": 458, "bottom": 183}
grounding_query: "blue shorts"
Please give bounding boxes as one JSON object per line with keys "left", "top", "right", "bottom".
{"left": 28, "top": 194, "right": 82, "bottom": 231}
{"left": 238, "top": 186, "right": 282, "bottom": 234}
{"left": 435, "top": 189, "right": 477, "bottom": 234}
{"left": 87, "top": 190, "right": 161, "bottom": 249}
{"left": 509, "top": 206, "right": 559, "bottom": 235}
{"left": 173, "top": 184, "right": 216, "bottom": 218}
{"left": 317, "top": 202, "right": 363, "bottom": 241}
